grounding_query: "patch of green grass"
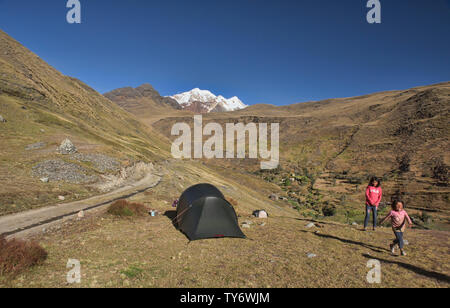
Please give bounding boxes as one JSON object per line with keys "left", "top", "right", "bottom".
{"left": 121, "top": 265, "right": 144, "bottom": 279}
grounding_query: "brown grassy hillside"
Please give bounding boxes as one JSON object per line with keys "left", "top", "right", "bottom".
{"left": 0, "top": 30, "right": 170, "bottom": 215}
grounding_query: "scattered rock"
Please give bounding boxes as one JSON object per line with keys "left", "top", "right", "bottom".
{"left": 404, "top": 240, "right": 409, "bottom": 246}
{"left": 259, "top": 222, "right": 266, "bottom": 227}
{"left": 77, "top": 210, "right": 85, "bottom": 219}
{"left": 40, "top": 129, "right": 45, "bottom": 133}
{"left": 58, "top": 196, "right": 65, "bottom": 201}
{"left": 40, "top": 177, "right": 49, "bottom": 183}
{"left": 253, "top": 210, "right": 268, "bottom": 218}
{"left": 32, "top": 159, "right": 98, "bottom": 184}
{"left": 306, "top": 223, "right": 316, "bottom": 228}
{"left": 242, "top": 223, "right": 251, "bottom": 229}
{"left": 58, "top": 138, "right": 77, "bottom": 155}
{"left": 269, "top": 193, "right": 278, "bottom": 201}
{"left": 70, "top": 153, "right": 120, "bottom": 173}
{"left": 26, "top": 142, "right": 46, "bottom": 151}
{"left": 352, "top": 222, "right": 358, "bottom": 226}
{"left": 307, "top": 253, "right": 317, "bottom": 258}
{"left": 0, "top": 115, "right": 6, "bottom": 123}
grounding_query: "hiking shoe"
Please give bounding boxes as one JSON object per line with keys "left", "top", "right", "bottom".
{"left": 390, "top": 243, "right": 397, "bottom": 254}
{"left": 401, "top": 251, "right": 407, "bottom": 256}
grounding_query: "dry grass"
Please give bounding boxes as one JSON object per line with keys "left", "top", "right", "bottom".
{"left": 0, "top": 236, "right": 47, "bottom": 277}
{"left": 3, "top": 214, "right": 448, "bottom": 288}
{"left": 1, "top": 160, "right": 448, "bottom": 288}
{"left": 226, "top": 197, "right": 238, "bottom": 208}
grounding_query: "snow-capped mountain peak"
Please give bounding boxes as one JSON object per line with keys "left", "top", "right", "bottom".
{"left": 168, "top": 88, "right": 247, "bottom": 113}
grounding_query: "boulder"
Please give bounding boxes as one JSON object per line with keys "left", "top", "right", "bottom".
{"left": 58, "top": 138, "right": 77, "bottom": 155}
{"left": 253, "top": 210, "right": 268, "bottom": 218}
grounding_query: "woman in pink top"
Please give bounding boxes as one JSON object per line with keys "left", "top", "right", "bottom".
{"left": 380, "top": 200, "right": 413, "bottom": 256}
{"left": 364, "top": 177, "right": 382, "bottom": 231}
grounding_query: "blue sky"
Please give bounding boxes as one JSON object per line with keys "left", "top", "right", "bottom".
{"left": 0, "top": 0, "right": 449, "bottom": 106}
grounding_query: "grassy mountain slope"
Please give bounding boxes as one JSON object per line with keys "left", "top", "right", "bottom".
{"left": 0, "top": 30, "right": 170, "bottom": 214}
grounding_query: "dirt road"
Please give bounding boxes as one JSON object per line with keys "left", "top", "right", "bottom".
{"left": 0, "top": 172, "right": 162, "bottom": 239}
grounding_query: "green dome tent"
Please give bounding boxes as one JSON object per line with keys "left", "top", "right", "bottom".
{"left": 176, "top": 184, "right": 246, "bottom": 241}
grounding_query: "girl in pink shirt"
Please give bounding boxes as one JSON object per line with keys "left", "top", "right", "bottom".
{"left": 364, "top": 177, "right": 382, "bottom": 231}
{"left": 380, "top": 200, "right": 413, "bottom": 256}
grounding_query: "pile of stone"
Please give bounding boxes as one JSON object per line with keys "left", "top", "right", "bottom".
{"left": 58, "top": 138, "right": 77, "bottom": 155}
{"left": 70, "top": 153, "right": 120, "bottom": 173}
{"left": 32, "top": 159, "right": 97, "bottom": 184}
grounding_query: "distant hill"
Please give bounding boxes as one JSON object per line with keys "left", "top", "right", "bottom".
{"left": 104, "top": 83, "right": 181, "bottom": 111}
{"left": 104, "top": 84, "right": 194, "bottom": 124}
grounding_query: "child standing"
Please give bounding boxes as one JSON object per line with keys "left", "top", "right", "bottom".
{"left": 364, "top": 177, "right": 382, "bottom": 231}
{"left": 380, "top": 200, "right": 413, "bottom": 256}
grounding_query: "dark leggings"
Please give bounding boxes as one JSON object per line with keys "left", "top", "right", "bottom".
{"left": 393, "top": 231, "right": 404, "bottom": 249}
{"left": 364, "top": 205, "right": 378, "bottom": 229}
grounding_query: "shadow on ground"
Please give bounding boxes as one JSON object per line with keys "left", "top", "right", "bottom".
{"left": 301, "top": 230, "right": 389, "bottom": 253}
{"left": 362, "top": 253, "right": 450, "bottom": 284}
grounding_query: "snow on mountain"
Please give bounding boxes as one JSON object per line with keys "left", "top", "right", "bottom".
{"left": 168, "top": 88, "right": 247, "bottom": 113}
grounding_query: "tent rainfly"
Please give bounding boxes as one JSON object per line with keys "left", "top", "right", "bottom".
{"left": 176, "top": 184, "right": 246, "bottom": 241}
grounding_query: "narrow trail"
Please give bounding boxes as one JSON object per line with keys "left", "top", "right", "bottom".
{"left": 0, "top": 172, "right": 162, "bottom": 239}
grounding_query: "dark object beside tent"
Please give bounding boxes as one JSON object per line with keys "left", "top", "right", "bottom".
{"left": 176, "top": 184, "right": 246, "bottom": 241}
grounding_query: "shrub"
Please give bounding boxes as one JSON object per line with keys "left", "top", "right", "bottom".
{"left": 322, "top": 204, "right": 337, "bottom": 217}
{"left": 0, "top": 236, "right": 47, "bottom": 277}
{"left": 397, "top": 154, "right": 411, "bottom": 173}
{"left": 107, "top": 199, "right": 147, "bottom": 217}
{"left": 431, "top": 158, "right": 449, "bottom": 183}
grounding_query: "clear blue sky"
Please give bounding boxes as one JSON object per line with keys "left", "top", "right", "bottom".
{"left": 0, "top": 0, "right": 449, "bottom": 106}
